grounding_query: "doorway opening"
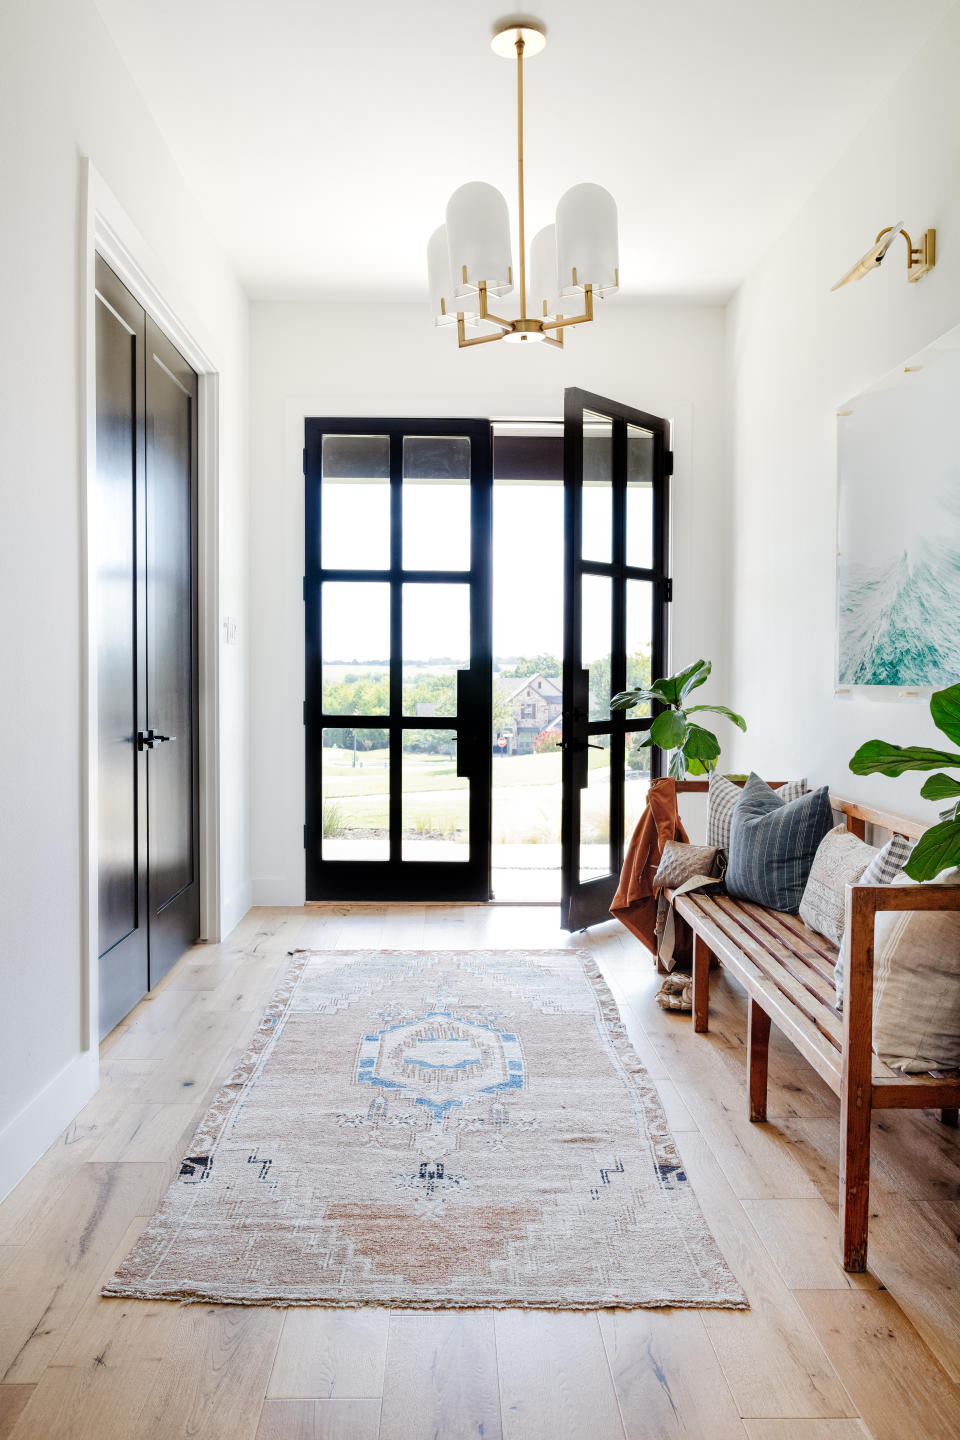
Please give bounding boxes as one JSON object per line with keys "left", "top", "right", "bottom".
{"left": 304, "top": 393, "right": 671, "bottom": 920}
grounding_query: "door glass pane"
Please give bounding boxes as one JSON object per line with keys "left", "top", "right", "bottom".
{"left": 321, "top": 728, "right": 389, "bottom": 860}
{"left": 322, "top": 582, "right": 390, "bottom": 715}
{"left": 625, "top": 579, "right": 654, "bottom": 838}
{"left": 403, "top": 437, "right": 471, "bottom": 570}
{"left": 321, "top": 435, "right": 390, "bottom": 569}
{"left": 626, "top": 424, "right": 655, "bottom": 569}
{"left": 402, "top": 583, "right": 469, "bottom": 716}
{"left": 402, "top": 735, "right": 469, "bottom": 861}
{"left": 582, "top": 411, "right": 613, "bottom": 562}
{"left": 580, "top": 734, "right": 611, "bottom": 882}
{"left": 582, "top": 574, "right": 612, "bottom": 720}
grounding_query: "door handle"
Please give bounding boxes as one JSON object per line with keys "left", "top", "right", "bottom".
{"left": 560, "top": 740, "right": 603, "bottom": 751}
{"left": 137, "top": 729, "right": 176, "bottom": 750}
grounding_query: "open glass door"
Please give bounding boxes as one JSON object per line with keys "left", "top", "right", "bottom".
{"left": 560, "top": 388, "right": 671, "bottom": 930}
{"left": 304, "top": 418, "right": 493, "bottom": 901}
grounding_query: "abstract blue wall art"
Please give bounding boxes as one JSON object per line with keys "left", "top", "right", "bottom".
{"left": 837, "top": 327, "right": 960, "bottom": 689}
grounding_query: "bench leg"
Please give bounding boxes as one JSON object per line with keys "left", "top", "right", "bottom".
{"left": 939, "top": 1107, "right": 959, "bottom": 1127}
{"left": 839, "top": 1084, "right": 872, "bottom": 1272}
{"left": 747, "top": 1000, "right": 771, "bottom": 1123}
{"left": 693, "top": 935, "right": 711, "bottom": 1034}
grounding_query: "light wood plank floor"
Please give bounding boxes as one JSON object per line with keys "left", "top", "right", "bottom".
{"left": 2, "top": 903, "right": 959, "bottom": 1440}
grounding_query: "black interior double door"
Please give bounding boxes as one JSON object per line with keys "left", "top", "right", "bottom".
{"left": 304, "top": 392, "right": 670, "bottom": 921}
{"left": 95, "top": 256, "right": 200, "bottom": 1038}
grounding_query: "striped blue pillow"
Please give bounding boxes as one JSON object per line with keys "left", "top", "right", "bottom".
{"left": 725, "top": 773, "right": 834, "bottom": 913}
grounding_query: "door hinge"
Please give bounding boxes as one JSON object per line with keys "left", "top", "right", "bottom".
{"left": 302, "top": 446, "right": 308, "bottom": 476}
{"left": 664, "top": 578, "right": 673, "bottom": 602}
{"left": 303, "top": 823, "right": 308, "bottom": 849}
{"left": 663, "top": 449, "right": 674, "bottom": 476}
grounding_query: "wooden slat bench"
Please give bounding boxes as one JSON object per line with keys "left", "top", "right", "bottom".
{"left": 671, "top": 783, "right": 960, "bottom": 1272}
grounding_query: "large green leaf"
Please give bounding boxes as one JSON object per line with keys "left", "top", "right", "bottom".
{"left": 676, "top": 659, "right": 712, "bottom": 700}
{"left": 849, "top": 740, "right": 960, "bottom": 776}
{"left": 649, "top": 676, "right": 682, "bottom": 704}
{"left": 903, "top": 819, "right": 960, "bottom": 882}
{"left": 668, "top": 748, "right": 688, "bottom": 780}
{"left": 686, "top": 755, "right": 713, "bottom": 776}
{"left": 930, "top": 684, "right": 960, "bottom": 747}
{"left": 650, "top": 710, "right": 687, "bottom": 750}
{"left": 686, "top": 702, "right": 748, "bottom": 733}
{"left": 920, "top": 772, "right": 960, "bottom": 801}
{"left": 610, "top": 688, "right": 659, "bottom": 711}
{"left": 683, "top": 723, "right": 721, "bottom": 763}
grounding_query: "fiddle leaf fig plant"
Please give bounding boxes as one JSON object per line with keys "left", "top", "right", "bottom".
{"left": 849, "top": 681, "right": 960, "bottom": 883}
{"left": 611, "top": 658, "right": 747, "bottom": 780}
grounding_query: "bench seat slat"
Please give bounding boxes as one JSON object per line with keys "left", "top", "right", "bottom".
{"left": 717, "top": 898, "right": 841, "bottom": 1009}
{"left": 675, "top": 892, "right": 844, "bottom": 1092}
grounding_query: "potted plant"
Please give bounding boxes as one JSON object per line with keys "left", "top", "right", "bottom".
{"left": 611, "top": 658, "right": 746, "bottom": 779}
{"left": 849, "top": 681, "right": 960, "bottom": 881}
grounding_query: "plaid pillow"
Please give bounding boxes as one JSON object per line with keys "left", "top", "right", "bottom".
{"left": 834, "top": 832, "right": 915, "bottom": 1007}
{"left": 707, "top": 772, "right": 807, "bottom": 849}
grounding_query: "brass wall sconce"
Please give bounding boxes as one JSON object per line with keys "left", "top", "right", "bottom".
{"left": 831, "top": 221, "right": 936, "bottom": 290}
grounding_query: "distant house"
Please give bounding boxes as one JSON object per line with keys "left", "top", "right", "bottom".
{"left": 494, "top": 673, "right": 563, "bottom": 754}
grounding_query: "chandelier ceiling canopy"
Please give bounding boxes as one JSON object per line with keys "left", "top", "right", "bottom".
{"left": 427, "top": 19, "right": 619, "bottom": 349}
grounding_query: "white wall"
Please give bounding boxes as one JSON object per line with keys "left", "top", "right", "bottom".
{"left": 725, "top": 3, "right": 960, "bottom": 816}
{"left": 248, "top": 300, "right": 729, "bottom": 903}
{"left": 0, "top": 0, "right": 249, "bottom": 1198}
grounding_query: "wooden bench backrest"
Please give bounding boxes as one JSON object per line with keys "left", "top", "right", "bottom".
{"left": 672, "top": 779, "right": 927, "bottom": 841}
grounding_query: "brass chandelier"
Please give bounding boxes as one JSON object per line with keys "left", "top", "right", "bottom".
{"left": 427, "top": 19, "right": 619, "bottom": 348}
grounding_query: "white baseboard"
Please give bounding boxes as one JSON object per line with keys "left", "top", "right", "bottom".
{"left": 0, "top": 1048, "right": 100, "bottom": 1205}
{"left": 220, "top": 878, "right": 253, "bottom": 939}
{"left": 251, "top": 876, "right": 307, "bottom": 908}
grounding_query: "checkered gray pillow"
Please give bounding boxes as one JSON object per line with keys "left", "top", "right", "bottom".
{"left": 707, "top": 772, "right": 807, "bottom": 849}
{"left": 834, "top": 832, "right": 915, "bottom": 1007}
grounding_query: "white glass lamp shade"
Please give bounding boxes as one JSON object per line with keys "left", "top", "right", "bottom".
{"left": 427, "top": 225, "right": 480, "bottom": 326}
{"left": 445, "top": 182, "right": 514, "bottom": 298}
{"left": 556, "top": 183, "right": 619, "bottom": 296}
{"left": 529, "top": 225, "right": 561, "bottom": 318}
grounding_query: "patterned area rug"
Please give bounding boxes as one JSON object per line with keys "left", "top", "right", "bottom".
{"left": 104, "top": 948, "right": 746, "bottom": 1310}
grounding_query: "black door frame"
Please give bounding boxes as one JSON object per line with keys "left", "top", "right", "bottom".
{"left": 560, "top": 387, "right": 672, "bottom": 931}
{"left": 304, "top": 418, "right": 493, "bottom": 901}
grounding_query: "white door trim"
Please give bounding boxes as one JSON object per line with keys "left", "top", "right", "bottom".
{"left": 80, "top": 158, "right": 222, "bottom": 1058}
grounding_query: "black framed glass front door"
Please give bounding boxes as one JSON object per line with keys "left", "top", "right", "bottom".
{"left": 560, "top": 388, "right": 671, "bottom": 930}
{"left": 305, "top": 418, "right": 493, "bottom": 900}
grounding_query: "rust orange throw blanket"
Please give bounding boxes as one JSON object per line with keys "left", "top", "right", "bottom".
{"left": 611, "top": 778, "right": 690, "bottom": 957}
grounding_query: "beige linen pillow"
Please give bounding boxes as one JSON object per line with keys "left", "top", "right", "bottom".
{"left": 872, "top": 867, "right": 960, "bottom": 1074}
{"left": 799, "top": 824, "right": 877, "bottom": 946}
{"left": 653, "top": 840, "right": 723, "bottom": 890}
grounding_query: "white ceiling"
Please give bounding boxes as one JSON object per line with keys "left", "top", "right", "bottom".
{"left": 94, "top": 0, "right": 954, "bottom": 303}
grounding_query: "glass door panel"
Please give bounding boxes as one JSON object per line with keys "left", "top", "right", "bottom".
{"left": 581, "top": 411, "right": 613, "bottom": 562}
{"left": 305, "top": 418, "right": 492, "bottom": 901}
{"left": 320, "top": 434, "right": 391, "bottom": 569}
{"left": 561, "top": 389, "right": 671, "bottom": 931}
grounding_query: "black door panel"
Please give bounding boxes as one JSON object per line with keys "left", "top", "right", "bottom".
{"left": 560, "top": 389, "right": 671, "bottom": 931}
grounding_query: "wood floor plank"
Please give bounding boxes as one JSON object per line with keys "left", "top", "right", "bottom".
{"left": 741, "top": 1199, "right": 880, "bottom": 1291}
{"left": 0, "top": 1388, "right": 35, "bottom": 1440}
{"left": 676, "top": 1136, "right": 856, "bottom": 1420}
{"left": 742, "top": 1424, "right": 871, "bottom": 1439}
{"left": 496, "top": 1310, "right": 624, "bottom": 1440}
{"left": 135, "top": 1304, "right": 284, "bottom": 1440}
{"left": 379, "top": 1311, "right": 501, "bottom": 1440}
{"left": 267, "top": 1309, "right": 388, "bottom": 1399}
{"left": 598, "top": 1308, "right": 745, "bottom": 1439}
{"left": 255, "top": 1399, "right": 381, "bottom": 1440}
{"left": 0, "top": 1162, "right": 167, "bottom": 1385}
{"left": 796, "top": 1290, "right": 960, "bottom": 1440}
{"left": 89, "top": 1102, "right": 199, "bottom": 1164}
{"left": 858, "top": 1194, "right": 960, "bottom": 1383}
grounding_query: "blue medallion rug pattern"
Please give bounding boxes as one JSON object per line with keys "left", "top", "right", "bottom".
{"left": 104, "top": 948, "right": 747, "bottom": 1310}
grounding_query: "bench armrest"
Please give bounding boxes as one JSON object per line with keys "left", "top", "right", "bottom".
{"left": 842, "top": 883, "right": 960, "bottom": 1069}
